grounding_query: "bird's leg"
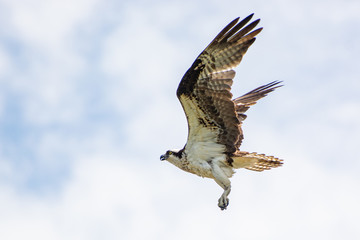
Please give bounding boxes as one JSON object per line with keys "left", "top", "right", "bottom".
{"left": 210, "top": 163, "right": 231, "bottom": 210}
{"left": 216, "top": 179, "right": 231, "bottom": 210}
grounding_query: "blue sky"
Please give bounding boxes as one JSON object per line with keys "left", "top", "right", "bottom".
{"left": 1, "top": 0, "right": 360, "bottom": 239}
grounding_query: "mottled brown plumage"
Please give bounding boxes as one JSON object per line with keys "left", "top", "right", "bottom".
{"left": 161, "top": 14, "right": 283, "bottom": 210}
{"left": 177, "top": 14, "right": 263, "bottom": 153}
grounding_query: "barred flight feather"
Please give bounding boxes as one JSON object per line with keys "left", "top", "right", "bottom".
{"left": 162, "top": 14, "right": 283, "bottom": 211}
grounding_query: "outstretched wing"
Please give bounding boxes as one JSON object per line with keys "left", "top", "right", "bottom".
{"left": 233, "top": 81, "right": 282, "bottom": 149}
{"left": 177, "top": 14, "right": 262, "bottom": 154}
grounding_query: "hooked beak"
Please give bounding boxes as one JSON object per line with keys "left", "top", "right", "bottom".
{"left": 160, "top": 154, "right": 166, "bottom": 161}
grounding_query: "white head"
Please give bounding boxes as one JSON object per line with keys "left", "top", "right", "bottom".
{"left": 160, "top": 149, "right": 183, "bottom": 163}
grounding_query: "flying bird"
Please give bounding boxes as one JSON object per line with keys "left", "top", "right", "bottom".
{"left": 160, "top": 14, "right": 283, "bottom": 210}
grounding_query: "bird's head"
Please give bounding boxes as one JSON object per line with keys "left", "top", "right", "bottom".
{"left": 160, "top": 149, "right": 181, "bottom": 162}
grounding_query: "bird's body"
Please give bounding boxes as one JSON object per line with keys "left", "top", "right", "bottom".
{"left": 161, "top": 14, "right": 283, "bottom": 210}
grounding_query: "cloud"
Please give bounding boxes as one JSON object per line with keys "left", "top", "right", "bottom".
{"left": 1, "top": 151, "right": 359, "bottom": 239}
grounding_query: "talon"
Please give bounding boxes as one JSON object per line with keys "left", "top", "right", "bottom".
{"left": 218, "top": 196, "right": 229, "bottom": 210}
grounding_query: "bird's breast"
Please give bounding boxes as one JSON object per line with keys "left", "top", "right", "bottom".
{"left": 180, "top": 156, "right": 214, "bottom": 178}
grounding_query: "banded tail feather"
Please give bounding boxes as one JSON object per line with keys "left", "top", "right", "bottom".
{"left": 232, "top": 151, "right": 283, "bottom": 171}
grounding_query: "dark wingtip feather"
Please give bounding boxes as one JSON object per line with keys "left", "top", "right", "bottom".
{"left": 251, "top": 81, "right": 283, "bottom": 95}
{"left": 233, "top": 81, "right": 283, "bottom": 105}
{"left": 264, "top": 80, "right": 284, "bottom": 90}
{"left": 220, "top": 14, "right": 255, "bottom": 43}
{"left": 210, "top": 17, "right": 240, "bottom": 44}
{"left": 228, "top": 19, "right": 262, "bottom": 43}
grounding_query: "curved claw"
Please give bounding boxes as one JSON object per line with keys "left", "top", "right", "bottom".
{"left": 218, "top": 196, "right": 229, "bottom": 210}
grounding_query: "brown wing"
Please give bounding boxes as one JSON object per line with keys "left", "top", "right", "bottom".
{"left": 177, "top": 14, "right": 262, "bottom": 153}
{"left": 233, "top": 81, "right": 283, "bottom": 149}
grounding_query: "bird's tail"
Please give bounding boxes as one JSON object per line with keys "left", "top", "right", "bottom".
{"left": 231, "top": 151, "right": 283, "bottom": 171}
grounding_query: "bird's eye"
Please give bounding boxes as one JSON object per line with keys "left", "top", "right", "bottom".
{"left": 166, "top": 150, "right": 172, "bottom": 155}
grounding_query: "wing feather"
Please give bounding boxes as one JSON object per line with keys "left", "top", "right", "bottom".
{"left": 177, "top": 14, "right": 262, "bottom": 153}
{"left": 233, "top": 81, "right": 283, "bottom": 148}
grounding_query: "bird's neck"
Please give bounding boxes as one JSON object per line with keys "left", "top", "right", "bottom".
{"left": 167, "top": 155, "right": 188, "bottom": 171}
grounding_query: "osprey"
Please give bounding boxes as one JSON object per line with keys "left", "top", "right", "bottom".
{"left": 160, "top": 14, "right": 283, "bottom": 210}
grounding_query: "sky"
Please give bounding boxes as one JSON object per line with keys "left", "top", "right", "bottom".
{"left": 0, "top": 0, "right": 360, "bottom": 239}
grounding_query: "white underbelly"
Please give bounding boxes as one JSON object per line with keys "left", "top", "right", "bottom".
{"left": 184, "top": 150, "right": 234, "bottom": 179}
{"left": 178, "top": 95, "right": 235, "bottom": 178}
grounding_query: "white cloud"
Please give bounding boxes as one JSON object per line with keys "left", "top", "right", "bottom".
{"left": 0, "top": 0, "right": 360, "bottom": 239}
{"left": 4, "top": 0, "right": 99, "bottom": 47}
{"left": 0, "top": 0, "right": 101, "bottom": 125}
{"left": 1, "top": 151, "right": 359, "bottom": 239}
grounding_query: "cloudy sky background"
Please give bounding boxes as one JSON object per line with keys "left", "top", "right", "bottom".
{"left": 0, "top": 0, "right": 359, "bottom": 239}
